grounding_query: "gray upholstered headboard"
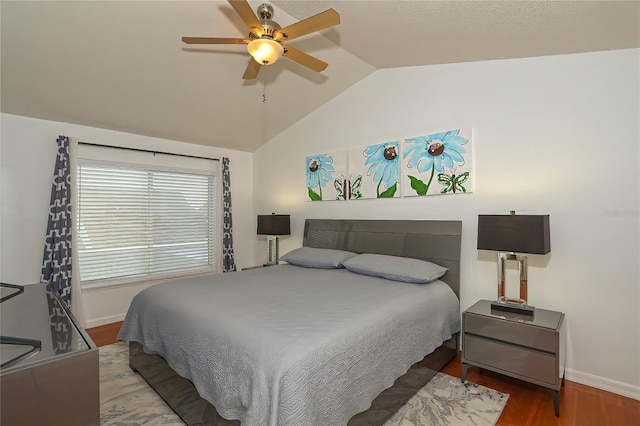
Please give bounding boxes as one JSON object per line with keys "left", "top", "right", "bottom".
{"left": 303, "top": 219, "right": 462, "bottom": 298}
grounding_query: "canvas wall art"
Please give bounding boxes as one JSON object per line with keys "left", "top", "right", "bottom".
{"left": 348, "top": 141, "right": 401, "bottom": 199}
{"left": 306, "top": 128, "right": 472, "bottom": 201}
{"left": 402, "top": 128, "right": 473, "bottom": 197}
{"left": 306, "top": 152, "right": 347, "bottom": 201}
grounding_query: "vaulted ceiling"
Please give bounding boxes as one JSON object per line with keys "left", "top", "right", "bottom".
{"left": 2, "top": 1, "right": 638, "bottom": 152}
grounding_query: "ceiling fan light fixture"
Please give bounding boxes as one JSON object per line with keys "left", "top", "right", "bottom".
{"left": 181, "top": 0, "right": 340, "bottom": 79}
{"left": 247, "top": 38, "right": 284, "bottom": 65}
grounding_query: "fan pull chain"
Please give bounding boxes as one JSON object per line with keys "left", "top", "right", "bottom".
{"left": 262, "top": 82, "right": 267, "bottom": 103}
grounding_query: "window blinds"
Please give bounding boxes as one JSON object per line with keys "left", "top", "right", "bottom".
{"left": 76, "top": 148, "right": 218, "bottom": 287}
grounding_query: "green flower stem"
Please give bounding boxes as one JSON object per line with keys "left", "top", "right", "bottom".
{"left": 319, "top": 184, "right": 323, "bottom": 200}
{"left": 425, "top": 164, "right": 435, "bottom": 194}
{"left": 376, "top": 179, "right": 382, "bottom": 197}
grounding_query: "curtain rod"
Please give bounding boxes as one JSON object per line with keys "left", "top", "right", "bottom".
{"left": 78, "top": 141, "right": 220, "bottom": 162}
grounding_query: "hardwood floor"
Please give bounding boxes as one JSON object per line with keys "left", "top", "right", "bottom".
{"left": 87, "top": 321, "right": 124, "bottom": 347}
{"left": 88, "top": 322, "right": 640, "bottom": 426}
{"left": 440, "top": 359, "right": 640, "bottom": 426}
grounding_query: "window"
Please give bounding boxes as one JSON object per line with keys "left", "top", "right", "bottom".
{"left": 76, "top": 145, "right": 219, "bottom": 287}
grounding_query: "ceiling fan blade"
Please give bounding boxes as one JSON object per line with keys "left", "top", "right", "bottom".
{"left": 275, "top": 9, "right": 340, "bottom": 41}
{"left": 228, "top": 0, "right": 262, "bottom": 35}
{"left": 282, "top": 45, "right": 328, "bottom": 72}
{"left": 242, "top": 59, "right": 262, "bottom": 80}
{"left": 182, "top": 37, "right": 249, "bottom": 45}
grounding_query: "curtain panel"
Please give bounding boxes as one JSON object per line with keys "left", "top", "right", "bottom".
{"left": 222, "top": 157, "right": 237, "bottom": 272}
{"left": 41, "top": 135, "right": 73, "bottom": 308}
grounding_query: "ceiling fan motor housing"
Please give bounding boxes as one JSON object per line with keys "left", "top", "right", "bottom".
{"left": 250, "top": 3, "right": 282, "bottom": 40}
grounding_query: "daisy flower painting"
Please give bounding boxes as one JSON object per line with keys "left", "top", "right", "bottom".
{"left": 306, "top": 152, "right": 345, "bottom": 201}
{"left": 402, "top": 128, "right": 473, "bottom": 197}
{"left": 349, "top": 141, "right": 401, "bottom": 199}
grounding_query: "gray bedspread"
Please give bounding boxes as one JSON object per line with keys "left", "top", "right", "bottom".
{"left": 117, "top": 264, "right": 460, "bottom": 426}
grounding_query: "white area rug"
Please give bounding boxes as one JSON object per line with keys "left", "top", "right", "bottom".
{"left": 100, "top": 342, "right": 508, "bottom": 425}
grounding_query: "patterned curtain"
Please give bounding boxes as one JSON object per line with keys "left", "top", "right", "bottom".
{"left": 222, "top": 157, "right": 237, "bottom": 272}
{"left": 46, "top": 287, "right": 72, "bottom": 354}
{"left": 41, "top": 135, "right": 72, "bottom": 308}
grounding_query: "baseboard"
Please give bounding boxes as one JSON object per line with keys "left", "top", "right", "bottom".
{"left": 85, "top": 313, "right": 126, "bottom": 329}
{"left": 565, "top": 368, "right": 640, "bottom": 400}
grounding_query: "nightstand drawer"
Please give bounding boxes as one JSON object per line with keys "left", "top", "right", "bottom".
{"left": 465, "top": 314, "right": 557, "bottom": 353}
{"left": 464, "top": 334, "right": 557, "bottom": 385}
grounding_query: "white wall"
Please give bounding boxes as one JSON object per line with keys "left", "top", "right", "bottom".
{"left": 0, "top": 113, "right": 254, "bottom": 327}
{"left": 253, "top": 49, "right": 640, "bottom": 399}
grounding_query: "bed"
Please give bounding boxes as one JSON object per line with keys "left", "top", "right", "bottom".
{"left": 118, "top": 219, "right": 463, "bottom": 425}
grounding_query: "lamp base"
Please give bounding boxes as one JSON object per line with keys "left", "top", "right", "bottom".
{"left": 490, "top": 301, "right": 535, "bottom": 316}
{"left": 265, "top": 235, "right": 279, "bottom": 266}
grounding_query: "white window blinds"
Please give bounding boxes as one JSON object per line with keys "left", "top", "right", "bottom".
{"left": 76, "top": 145, "right": 219, "bottom": 287}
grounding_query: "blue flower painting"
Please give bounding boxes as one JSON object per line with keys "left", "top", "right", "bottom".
{"left": 306, "top": 129, "right": 471, "bottom": 201}
{"left": 363, "top": 141, "right": 401, "bottom": 198}
{"left": 306, "top": 153, "right": 344, "bottom": 201}
{"left": 402, "top": 129, "right": 473, "bottom": 196}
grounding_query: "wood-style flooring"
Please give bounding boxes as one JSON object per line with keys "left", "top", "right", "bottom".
{"left": 88, "top": 322, "right": 640, "bottom": 426}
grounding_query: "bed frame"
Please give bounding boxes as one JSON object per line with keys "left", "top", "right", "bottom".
{"left": 128, "top": 219, "right": 463, "bottom": 425}
{"left": 302, "top": 219, "right": 461, "bottom": 298}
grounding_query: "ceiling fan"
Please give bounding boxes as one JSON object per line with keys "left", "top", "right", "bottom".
{"left": 182, "top": 0, "right": 340, "bottom": 80}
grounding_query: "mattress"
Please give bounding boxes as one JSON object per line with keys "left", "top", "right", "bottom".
{"left": 117, "top": 264, "right": 460, "bottom": 426}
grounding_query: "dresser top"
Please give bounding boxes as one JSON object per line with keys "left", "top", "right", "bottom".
{"left": 1, "top": 283, "right": 91, "bottom": 372}
{"left": 466, "top": 299, "right": 564, "bottom": 330}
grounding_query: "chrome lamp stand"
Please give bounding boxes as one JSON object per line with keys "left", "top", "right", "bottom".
{"left": 265, "top": 235, "right": 280, "bottom": 266}
{"left": 491, "top": 251, "right": 535, "bottom": 315}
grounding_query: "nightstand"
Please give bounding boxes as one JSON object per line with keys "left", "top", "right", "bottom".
{"left": 461, "top": 300, "right": 566, "bottom": 417}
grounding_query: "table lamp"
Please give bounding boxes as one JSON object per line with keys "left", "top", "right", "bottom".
{"left": 257, "top": 213, "right": 290, "bottom": 265}
{"left": 477, "top": 211, "right": 550, "bottom": 315}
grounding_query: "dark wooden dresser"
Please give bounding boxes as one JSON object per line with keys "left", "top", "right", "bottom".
{"left": 1, "top": 283, "right": 99, "bottom": 426}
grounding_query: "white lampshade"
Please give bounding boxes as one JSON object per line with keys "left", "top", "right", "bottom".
{"left": 247, "top": 38, "right": 284, "bottom": 65}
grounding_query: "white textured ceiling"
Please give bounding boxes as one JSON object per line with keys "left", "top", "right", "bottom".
{"left": 2, "top": 1, "right": 638, "bottom": 152}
